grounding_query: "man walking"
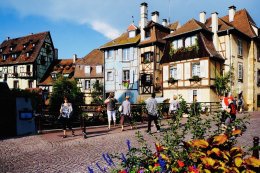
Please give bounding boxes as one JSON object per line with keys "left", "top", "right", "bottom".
{"left": 146, "top": 93, "right": 160, "bottom": 133}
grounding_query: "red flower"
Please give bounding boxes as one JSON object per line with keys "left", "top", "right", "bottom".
{"left": 119, "top": 170, "right": 127, "bottom": 173}
{"left": 188, "top": 166, "right": 199, "bottom": 173}
{"left": 154, "top": 163, "right": 160, "bottom": 167}
{"left": 177, "top": 160, "right": 185, "bottom": 167}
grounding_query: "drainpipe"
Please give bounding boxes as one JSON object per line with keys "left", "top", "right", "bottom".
{"left": 227, "top": 29, "right": 232, "bottom": 93}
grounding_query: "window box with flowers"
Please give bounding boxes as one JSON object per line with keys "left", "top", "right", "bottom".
{"left": 122, "top": 80, "right": 130, "bottom": 88}
{"left": 189, "top": 75, "right": 201, "bottom": 82}
{"left": 168, "top": 77, "right": 178, "bottom": 84}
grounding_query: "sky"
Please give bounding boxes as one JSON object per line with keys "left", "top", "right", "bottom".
{"left": 0, "top": 0, "right": 259, "bottom": 59}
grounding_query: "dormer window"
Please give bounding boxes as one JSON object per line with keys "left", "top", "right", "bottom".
{"left": 12, "top": 54, "right": 17, "bottom": 59}
{"left": 129, "top": 30, "right": 136, "bottom": 38}
{"left": 10, "top": 47, "right": 13, "bottom": 51}
{"left": 172, "top": 39, "right": 183, "bottom": 49}
{"left": 145, "top": 30, "right": 151, "bottom": 39}
{"left": 2, "top": 55, "right": 6, "bottom": 60}
{"left": 51, "top": 72, "right": 57, "bottom": 80}
{"left": 26, "top": 52, "right": 30, "bottom": 57}
{"left": 185, "top": 36, "right": 197, "bottom": 47}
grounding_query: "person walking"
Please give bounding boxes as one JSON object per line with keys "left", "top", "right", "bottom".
{"left": 146, "top": 93, "right": 160, "bottom": 134}
{"left": 168, "top": 95, "right": 180, "bottom": 120}
{"left": 104, "top": 92, "right": 118, "bottom": 129}
{"left": 238, "top": 92, "right": 244, "bottom": 113}
{"left": 120, "top": 95, "right": 133, "bottom": 131}
{"left": 60, "top": 97, "right": 74, "bottom": 138}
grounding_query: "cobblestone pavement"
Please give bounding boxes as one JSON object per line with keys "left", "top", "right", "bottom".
{"left": 0, "top": 112, "right": 259, "bottom": 173}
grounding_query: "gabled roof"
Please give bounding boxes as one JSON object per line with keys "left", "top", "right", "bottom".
{"left": 74, "top": 49, "right": 103, "bottom": 79}
{"left": 138, "top": 20, "right": 173, "bottom": 46}
{"left": 164, "top": 19, "right": 210, "bottom": 39}
{"left": 221, "top": 9, "right": 257, "bottom": 38}
{"left": 0, "top": 31, "right": 51, "bottom": 65}
{"left": 39, "top": 59, "right": 75, "bottom": 86}
{"left": 168, "top": 21, "right": 180, "bottom": 31}
{"left": 100, "top": 32, "right": 140, "bottom": 49}
{"left": 205, "top": 9, "right": 258, "bottom": 38}
{"left": 127, "top": 23, "right": 138, "bottom": 31}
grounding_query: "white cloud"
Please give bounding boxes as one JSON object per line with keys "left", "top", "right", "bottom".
{"left": 91, "top": 21, "right": 120, "bottom": 39}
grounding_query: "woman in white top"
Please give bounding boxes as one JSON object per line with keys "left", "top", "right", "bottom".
{"left": 60, "top": 97, "right": 74, "bottom": 138}
{"left": 120, "top": 96, "right": 133, "bottom": 131}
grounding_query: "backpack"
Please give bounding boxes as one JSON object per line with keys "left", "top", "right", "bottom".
{"left": 230, "top": 104, "right": 236, "bottom": 115}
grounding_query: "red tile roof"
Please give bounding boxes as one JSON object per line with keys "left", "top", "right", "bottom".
{"left": 127, "top": 23, "right": 138, "bottom": 31}
{"left": 164, "top": 19, "right": 210, "bottom": 39}
{"left": 0, "top": 31, "right": 51, "bottom": 65}
{"left": 74, "top": 49, "right": 103, "bottom": 78}
{"left": 39, "top": 59, "right": 75, "bottom": 86}
{"left": 168, "top": 21, "right": 180, "bottom": 31}
{"left": 205, "top": 9, "right": 258, "bottom": 38}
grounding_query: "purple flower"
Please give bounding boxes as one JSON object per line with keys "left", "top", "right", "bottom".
{"left": 126, "top": 139, "right": 131, "bottom": 151}
{"left": 106, "top": 153, "right": 115, "bottom": 166}
{"left": 102, "top": 153, "right": 111, "bottom": 166}
{"left": 96, "top": 162, "right": 107, "bottom": 173}
{"left": 87, "top": 166, "right": 94, "bottom": 173}
{"left": 121, "top": 153, "right": 127, "bottom": 163}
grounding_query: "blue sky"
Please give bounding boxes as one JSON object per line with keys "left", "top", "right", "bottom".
{"left": 0, "top": 0, "right": 259, "bottom": 59}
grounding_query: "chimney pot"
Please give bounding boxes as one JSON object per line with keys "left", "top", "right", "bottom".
{"left": 7, "top": 37, "right": 10, "bottom": 40}
{"left": 140, "top": 2, "right": 148, "bottom": 41}
{"left": 73, "top": 54, "right": 77, "bottom": 63}
{"left": 162, "top": 19, "right": 168, "bottom": 26}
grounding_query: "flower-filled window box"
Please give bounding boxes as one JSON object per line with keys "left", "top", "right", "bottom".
{"left": 168, "top": 77, "right": 178, "bottom": 84}
{"left": 122, "top": 80, "right": 130, "bottom": 88}
{"left": 189, "top": 75, "right": 201, "bottom": 82}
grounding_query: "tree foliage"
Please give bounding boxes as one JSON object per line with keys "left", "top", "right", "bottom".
{"left": 49, "top": 77, "right": 84, "bottom": 117}
{"left": 90, "top": 80, "right": 104, "bottom": 104}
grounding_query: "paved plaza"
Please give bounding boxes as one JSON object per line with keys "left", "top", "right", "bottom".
{"left": 0, "top": 112, "right": 259, "bottom": 173}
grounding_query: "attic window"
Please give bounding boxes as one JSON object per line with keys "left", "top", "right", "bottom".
{"left": 12, "top": 54, "right": 17, "bottom": 59}
{"left": 26, "top": 52, "right": 30, "bottom": 57}
{"left": 96, "top": 65, "right": 102, "bottom": 74}
{"left": 2, "top": 54, "right": 7, "bottom": 60}
{"left": 129, "top": 30, "right": 136, "bottom": 38}
{"left": 10, "top": 47, "right": 13, "bottom": 51}
{"left": 84, "top": 66, "right": 91, "bottom": 74}
{"left": 145, "top": 30, "right": 151, "bottom": 39}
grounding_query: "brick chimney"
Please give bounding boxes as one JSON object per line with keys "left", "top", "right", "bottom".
{"left": 228, "top": 5, "right": 236, "bottom": 22}
{"left": 151, "top": 11, "right": 159, "bottom": 23}
{"left": 199, "top": 11, "right": 206, "bottom": 24}
{"left": 211, "top": 12, "right": 219, "bottom": 51}
{"left": 140, "top": 2, "right": 148, "bottom": 41}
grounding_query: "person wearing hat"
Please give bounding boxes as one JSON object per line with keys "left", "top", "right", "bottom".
{"left": 104, "top": 92, "right": 118, "bottom": 129}
{"left": 120, "top": 95, "right": 133, "bottom": 131}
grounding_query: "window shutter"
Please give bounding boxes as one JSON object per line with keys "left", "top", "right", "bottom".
{"left": 200, "top": 61, "right": 205, "bottom": 78}
{"left": 105, "top": 51, "right": 108, "bottom": 59}
{"left": 82, "top": 80, "right": 85, "bottom": 90}
{"left": 118, "top": 70, "right": 122, "bottom": 84}
{"left": 90, "top": 79, "right": 95, "bottom": 89}
{"left": 163, "top": 66, "right": 169, "bottom": 81}
{"left": 118, "top": 49, "right": 122, "bottom": 61}
{"left": 84, "top": 66, "right": 90, "bottom": 74}
{"left": 130, "top": 47, "right": 134, "bottom": 61}
{"left": 184, "top": 62, "right": 190, "bottom": 79}
{"left": 177, "top": 63, "right": 183, "bottom": 80}
{"left": 130, "top": 69, "right": 134, "bottom": 83}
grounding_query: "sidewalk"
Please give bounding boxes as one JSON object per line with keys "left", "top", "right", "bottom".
{"left": 0, "top": 112, "right": 259, "bottom": 173}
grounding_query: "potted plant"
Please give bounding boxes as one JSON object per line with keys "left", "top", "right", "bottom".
{"left": 189, "top": 75, "right": 201, "bottom": 82}
{"left": 168, "top": 77, "right": 177, "bottom": 84}
{"left": 122, "top": 80, "right": 130, "bottom": 88}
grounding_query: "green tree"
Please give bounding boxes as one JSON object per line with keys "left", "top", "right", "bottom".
{"left": 49, "top": 77, "right": 84, "bottom": 118}
{"left": 214, "top": 72, "right": 231, "bottom": 96}
{"left": 90, "top": 80, "right": 104, "bottom": 104}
